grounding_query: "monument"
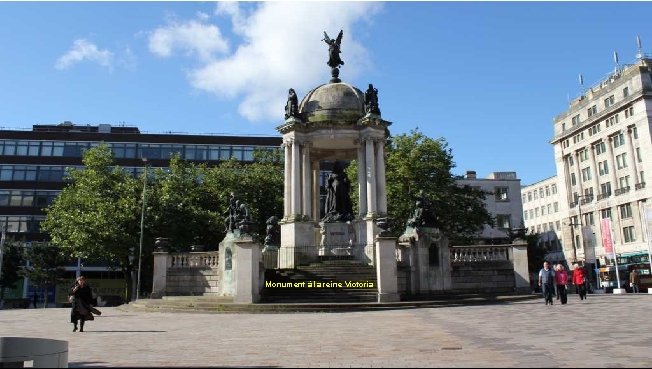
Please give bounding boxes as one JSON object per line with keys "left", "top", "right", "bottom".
{"left": 276, "top": 30, "right": 392, "bottom": 268}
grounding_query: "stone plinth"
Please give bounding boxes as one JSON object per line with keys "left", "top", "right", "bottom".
{"left": 398, "top": 226, "right": 450, "bottom": 294}
{"left": 151, "top": 251, "right": 168, "bottom": 298}
{"left": 375, "top": 236, "right": 399, "bottom": 302}
{"left": 279, "top": 221, "right": 318, "bottom": 268}
{"left": 233, "top": 235, "right": 262, "bottom": 304}
{"left": 509, "top": 242, "right": 531, "bottom": 294}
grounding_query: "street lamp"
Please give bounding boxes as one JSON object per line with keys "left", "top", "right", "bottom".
{"left": 568, "top": 193, "right": 599, "bottom": 290}
{"left": 136, "top": 158, "right": 148, "bottom": 301}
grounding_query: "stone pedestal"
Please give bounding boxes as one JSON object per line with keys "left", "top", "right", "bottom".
{"left": 509, "top": 242, "right": 531, "bottom": 294}
{"left": 261, "top": 246, "right": 279, "bottom": 269}
{"left": 233, "top": 235, "right": 262, "bottom": 304}
{"left": 279, "top": 221, "right": 318, "bottom": 268}
{"left": 151, "top": 252, "right": 168, "bottom": 298}
{"left": 398, "top": 227, "right": 450, "bottom": 294}
{"left": 375, "top": 236, "right": 399, "bottom": 302}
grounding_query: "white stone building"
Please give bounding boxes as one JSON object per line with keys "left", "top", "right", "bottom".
{"left": 521, "top": 176, "right": 565, "bottom": 262}
{"left": 550, "top": 55, "right": 652, "bottom": 268}
{"left": 456, "top": 171, "right": 524, "bottom": 243}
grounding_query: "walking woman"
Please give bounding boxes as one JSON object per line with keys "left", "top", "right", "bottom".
{"left": 555, "top": 264, "right": 569, "bottom": 304}
{"left": 69, "top": 276, "right": 98, "bottom": 332}
{"left": 572, "top": 264, "right": 588, "bottom": 301}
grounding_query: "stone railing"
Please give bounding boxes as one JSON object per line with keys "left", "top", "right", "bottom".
{"left": 615, "top": 186, "right": 631, "bottom": 196}
{"left": 169, "top": 252, "right": 219, "bottom": 269}
{"left": 450, "top": 245, "right": 510, "bottom": 263}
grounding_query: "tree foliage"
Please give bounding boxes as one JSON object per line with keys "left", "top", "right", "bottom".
{"left": 348, "top": 130, "right": 493, "bottom": 243}
{"left": 20, "top": 242, "right": 66, "bottom": 307}
{"left": 41, "top": 144, "right": 141, "bottom": 301}
{"left": 0, "top": 239, "right": 25, "bottom": 301}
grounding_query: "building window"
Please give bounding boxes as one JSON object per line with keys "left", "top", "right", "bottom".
{"left": 623, "top": 226, "right": 636, "bottom": 243}
{"left": 632, "top": 126, "right": 638, "bottom": 139}
{"left": 623, "top": 87, "right": 629, "bottom": 98}
{"left": 606, "top": 114, "right": 619, "bottom": 128}
{"left": 587, "top": 105, "right": 597, "bottom": 117}
{"left": 571, "top": 173, "right": 577, "bottom": 186}
{"left": 495, "top": 187, "right": 509, "bottom": 201}
{"left": 636, "top": 147, "right": 642, "bottom": 163}
{"left": 522, "top": 194, "right": 527, "bottom": 203}
{"left": 589, "top": 124, "right": 601, "bottom": 136}
{"left": 562, "top": 122, "right": 566, "bottom": 131}
{"left": 619, "top": 203, "right": 633, "bottom": 219}
{"left": 533, "top": 190, "right": 538, "bottom": 200}
{"left": 523, "top": 211, "right": 528, "bottom": 221}
{"left": 551, "top": 184, "right": 557, "bottom": 194}
{"left": 595, "top": 141, "right": 606, "bottom": 155}
{"left": 624, "top": 106, "right": 634, "bottom": 118}
{"left": 527, "top": 192, "right": 532, "bottom": 201}
{"left": 539, "top": 188, "right": 544, "bottom": 198}
{"left": 583, "top": 212, "right": 595, "bottom": 226}
{"left": 619, "top": 175, "right": 630, "bottom": 189}
{"left": 600, "top": 182, "right": 612, "bottom": 196}
{"left": 640, "top": 171, "right": 645, "bottom": 183}
{"left": 598, "top": 160, "right": 609, "bottom": 176}
{"left": 547, "top": 204, "right": 551, "bottom": 214}
{"left": 568, "top": 155, "right": 574, "bottom": 166}
{"left": 541, "top": 206, "right": 546, "bottom": 216}
{"left": 545, "top": 186, "right": 550, "bottom": 196}
{"left": 535, "top": 208, "right": 539, "bottom": 217}
{"left": 613, "top": 132, "right": 625, "bottom": 148}
{"left": 604, "top": 95, "right": 615, "bottom": 108}
{"left": 616, "top": 153, "right": 628, "bottom": 169}
{"left": 496, "top": 214, "right": 511, "bottom": 230}
{"left": 572, "top": 114, "right": 580, "bottom": 126}
{"left": 529, "top": 209, "right": 534, "bottom": 219}
{"left": 601, "top": 208, "right": 612, "bottom": 219}
{"left": 579, "top": 148, "right": 589, "bottom": 162}
{"left": 554, "top": 202, "right": 559, "bottom": 212}
{"left": 556, "top": 221, "right": 561, "bottom": 231}
{"left": 581, "top": 167, "right": 592, "bottom": 182}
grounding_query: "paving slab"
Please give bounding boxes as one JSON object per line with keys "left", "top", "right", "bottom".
{"left": 1, "top": 293, "right": 651, "bottom": 367}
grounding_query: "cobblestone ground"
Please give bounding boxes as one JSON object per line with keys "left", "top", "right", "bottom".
{"left": 1, "top": 294, "right": 651, "bottom": 367}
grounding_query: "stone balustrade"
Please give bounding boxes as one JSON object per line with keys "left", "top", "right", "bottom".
{"left": 169, "top": 252, "right": 219, "bottom": 268}
{"left": 450, "top": 245, "right": 510, "bottom": 263}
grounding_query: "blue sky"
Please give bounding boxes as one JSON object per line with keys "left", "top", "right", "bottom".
{"left": 1, "top": 1, "right": 652, "bottom": 186}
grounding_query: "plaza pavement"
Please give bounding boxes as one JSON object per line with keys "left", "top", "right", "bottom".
{"left": 1, "top": 293, "right": 651, "bottom": 368}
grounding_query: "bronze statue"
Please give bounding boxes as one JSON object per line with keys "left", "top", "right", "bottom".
{"left": 223, "top": 192, "right": 238, "bottom": 233}
{"left": 323, "top": 30, "right": 344, "bottom": 69}
{"left": 364, "top": 83, "right": 380, "bottom": 115}
{"left": 264, "top": 216, "right": 280, "bottom": 246}
{"left": 407, "top": 191, "right": 436, "bottom": 228}
{"left": 322, "top": 161, "right": 353, "bottom": 222}
{"left": 284, "top": 88, "right": 299, "bottom": 120}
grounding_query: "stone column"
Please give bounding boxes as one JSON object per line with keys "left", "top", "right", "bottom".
{"left": 283, "top": 141, "right": 291, "bottom": 218}
{"left": 607, "top": 136, "right": 619, "bottom": 192}
{"left": 365, "top": 138, "right": 377, "bottom": 217}
{"left": 291, "top": 139, "right": 301, "bottom": 217}
{"left": 626, "top": 127, "right": 639, "bottom": 185}
{"left": 375, "top": 235, "right": 400, "bottom": 302}
{"left": 302, "top": 142, "right": 312, "bottom": 219}
{"left": 151, "top": 252, "right": 168, "bottom": 298}
{"left": 375, "top": 138, "right": 387, "bottom": 215}
{"left": 589, "top": 144, "right": 600, "bottom": 197}
{"left": 312, "top": 162, "right": 320, "bottom": 222}
{"left": 573, "top": 151, "right": 584, "bottom": 196}
{"left": 233, "top": 236, "right": 261, "bottom": 304}
{"left": 357, "top": 143, "right": 368, "bottom": 218}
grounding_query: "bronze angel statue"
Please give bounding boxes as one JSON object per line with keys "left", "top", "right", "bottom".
{"left": 323, "top": 30, "right": 344, "bottom": 69}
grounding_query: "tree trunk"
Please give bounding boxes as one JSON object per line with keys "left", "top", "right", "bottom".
{"left": 123, "top": 266, "right": 133, "bottom": 302}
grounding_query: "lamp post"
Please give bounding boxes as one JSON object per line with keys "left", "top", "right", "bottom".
{"left": 136, "top": 158, "right": 148, "bottom": 301}
{"left": 569, "top": 194, "right": 599, "bottom": 290}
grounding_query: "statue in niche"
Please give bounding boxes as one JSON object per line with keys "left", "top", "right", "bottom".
{"left": 323, "top": 30, "right": 344, "bottom": 69}
{"left": 364, "top": 83, "right": 381, "bottom": 115}
{"left": 284, "top": 88, "right": 299, "bottom": 120}
{"left": 406, "top": 190, "right": 437, "bottom": 228}
{"left": 322, "top": 161, "right": 354, "bottom": 222}
{"left": 264, "top": 216, "right": 280, "bottom": 247}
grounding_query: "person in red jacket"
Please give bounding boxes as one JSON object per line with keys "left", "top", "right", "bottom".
{"left": 555, "top": 264, "right": 569, "bottom": 304}
{"left": 572, "top": 263, "right": 588, "bottom": 300}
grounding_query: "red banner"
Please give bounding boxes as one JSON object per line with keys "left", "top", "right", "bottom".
{"left": 600, "top": 218, "right": 614, "bottom": 256}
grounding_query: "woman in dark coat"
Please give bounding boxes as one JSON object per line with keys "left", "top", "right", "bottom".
{"left": 69, "top": 276, "right": 97, "bottom": 332}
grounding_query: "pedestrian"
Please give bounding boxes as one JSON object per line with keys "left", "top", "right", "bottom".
{"left": 572, "top": 263, "right": 587, "bottom": 300}
{"left": 32, "top": 293, "right": 38, "bottom": 308}
{"left": 68, "top": 276, "right": 100, "bottom": 332}
{"left": 630, "top": 270, "right": 640, "bottom": 293}
{"left": 538, "top": 261, "right": 556, "bottom": 305}
{"left": 555, "top": 264, "right": 569, "bottom": 304}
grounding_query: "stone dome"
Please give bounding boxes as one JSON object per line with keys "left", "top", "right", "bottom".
{"left": 298, "top": 82, "right": 365, "bottom": 124}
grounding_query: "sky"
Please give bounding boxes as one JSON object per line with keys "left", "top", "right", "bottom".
{"left": 1, "top": 1, "right": 652, "bottom": 186}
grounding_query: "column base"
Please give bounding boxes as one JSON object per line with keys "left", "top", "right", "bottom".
{"left": 377, "top": 292, "right": 400, "bottom": 302}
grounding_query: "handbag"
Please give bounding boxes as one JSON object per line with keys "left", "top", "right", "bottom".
{"left": 68, "top": 295, "right": 74, "bottom": 303}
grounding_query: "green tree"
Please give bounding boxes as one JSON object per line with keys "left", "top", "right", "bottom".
{"left": 349, "top": 130, "right": 493, "bottom": 243}
{"left": 146, "top": 155, "right": 219, "bottom": 252}
{"left": 41, "top": 144, "right": 141, "bottom": 301}
{"left": 0, "top": 239, "right": 25, "bottom": 302}
{"left": 20, "top": 242, "right": 66, "bottom": 307}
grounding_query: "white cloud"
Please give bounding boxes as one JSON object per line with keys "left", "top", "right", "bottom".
{"left": 55, "top": 39, "right": 114, "bottom": 70}
{"left": 148, "top": 19, "right": 229, "bottom": 61}
{"left": 149, "top": 2, "right": 381, "bottom": 123}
